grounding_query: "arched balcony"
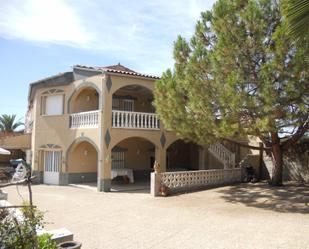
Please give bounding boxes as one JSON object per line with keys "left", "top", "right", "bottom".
{"left": 68, "top": 86, "right": 100, "bottom": 129}
{"left": 111, "top": 85, "right": 159, "bottom": 130}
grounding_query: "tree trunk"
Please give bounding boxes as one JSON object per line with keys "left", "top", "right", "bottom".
{"left": 270, "top": 132, "right": 283, "bottom": 186}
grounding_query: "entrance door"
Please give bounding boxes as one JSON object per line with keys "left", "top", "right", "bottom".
{"left": 43, "top": 151, "right": 61, "bottom": 185}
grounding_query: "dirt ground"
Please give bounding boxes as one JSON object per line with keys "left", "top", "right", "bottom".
{"left": 4, "top": 182, "right": 309, "bottom": 249}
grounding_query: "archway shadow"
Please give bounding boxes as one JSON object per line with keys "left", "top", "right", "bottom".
{"left": 217, "top": 182, "right": 309, "bottom": 214}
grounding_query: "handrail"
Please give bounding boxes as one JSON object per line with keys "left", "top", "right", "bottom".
{"left": 112, "top": 110, "right": 159, "bottom": 130}
{"left": 69, "top": 110, "right": 99, "bottom": 128}
{"left": 208, "top": 142, "right": 236, "bottom": 168}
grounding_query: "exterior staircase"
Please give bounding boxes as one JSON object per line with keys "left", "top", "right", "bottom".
{"left": 208, "top": 142, "right": 236, "bottom": 168}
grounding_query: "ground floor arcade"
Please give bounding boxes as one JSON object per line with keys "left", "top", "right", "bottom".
{"left": 33, "top": 133, "right": 228, "bottom": 192}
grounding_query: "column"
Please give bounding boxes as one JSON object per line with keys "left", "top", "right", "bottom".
{"left": 98, "top": 74, "right": 112, "bottom": 192}
{"left": 155, "top": 147, "right": 166, "bottom": 172}
{"left": 98, "top": 146, "right": 112, "bottom": 191}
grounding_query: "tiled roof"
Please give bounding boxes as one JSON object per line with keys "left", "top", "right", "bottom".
{"left": 74, "top": 63, "right": 160, "bottom": 79}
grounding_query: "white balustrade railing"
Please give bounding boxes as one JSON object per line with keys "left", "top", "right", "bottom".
{"left": 208, "top": 143, "right": 236, "bottom": 168}
{"left": 112, "top": 110, "right": 159, "bottom": 130}
{"left": 151, "top": 168, "right": 241, "bottom": 196}
{"left": 70, "top": 110, "right": 99, "bottom": 128}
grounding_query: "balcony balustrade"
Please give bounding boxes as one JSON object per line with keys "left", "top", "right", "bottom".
{"left": 69, "top": 110, "right": 159, "bottom": 130}
{"left": 112, "top": 110, "right": 159, "bottom": 130}
{"left": 69, "top": 110, "right": 99, "bottom": 128}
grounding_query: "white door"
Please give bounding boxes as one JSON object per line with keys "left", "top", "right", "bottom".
{"left": 43, "top": 151, "right": 61, "bottom": 185}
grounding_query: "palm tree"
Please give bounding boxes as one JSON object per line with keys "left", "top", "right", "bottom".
{"left": 0, "top": 114, "right": 24, "bottom": 132}
{"left": 283, "top": 0, "right": 309, "bottom": 42}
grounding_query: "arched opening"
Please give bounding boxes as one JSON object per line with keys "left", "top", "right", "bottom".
{"left": 112, "top": 84, "right": 154, "bottom": 112}
{"left": 112, "top": 85, "right": 158, "bottom": 130}
{"left": 166, "top": 139, "right": 200, "bottom": 171}
{"left": 67, "top": 140, "right": 98, "bottom": 183}
{"left": 111, "top": 136, "right": 156, "bottom": 191}
{"left": 112, "top": 85, "right": 154, "bottom": 113}
{"left": 68, "top": 86, "right": 100, "bottom": 128}
{"left": 70, "top": 87, "right": 99, "bottom": 114}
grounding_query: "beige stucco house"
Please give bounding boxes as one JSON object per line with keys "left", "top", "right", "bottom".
{"left": 26, "top": 64, "right": 259, "bottom": 192}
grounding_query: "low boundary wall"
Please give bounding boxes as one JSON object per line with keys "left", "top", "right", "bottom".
{"left": 151, "top": 168, "right": 241, "bottom": 196}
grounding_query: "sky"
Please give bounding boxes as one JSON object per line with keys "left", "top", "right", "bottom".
{"left": 0, "top": 0, "right": 216, "bottom": 122}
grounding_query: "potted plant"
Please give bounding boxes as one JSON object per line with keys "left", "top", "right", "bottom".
{"left": 58, "top": 241, "right": 82, "bottom": 249}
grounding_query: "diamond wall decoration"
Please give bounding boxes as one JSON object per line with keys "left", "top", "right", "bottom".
{"left": 106, "top": 75, "right": 112, "bottom": 92}
{"left": 160, "top": 133, "right": 166, "bottom": 148}
{"left": 104, "top": 129, "right": 111, "bottom": 148}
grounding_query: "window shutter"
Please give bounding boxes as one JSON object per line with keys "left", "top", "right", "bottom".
{"left": 45, "top": 95, "right": 63, "bottom": 115}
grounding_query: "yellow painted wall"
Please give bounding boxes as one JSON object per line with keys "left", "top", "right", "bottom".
{"left": 71, "top": 88, "right": 99, "bottom": 113}
{"left": 68, "top": 141, "right": 97, "bottom": 173}
{"left": 0, "top": 134, "right": 31, "bottom": 149}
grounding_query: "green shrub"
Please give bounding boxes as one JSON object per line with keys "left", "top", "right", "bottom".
{"left": 37, "top": 233, "right": 57, "bottom": 249}
{"left": 0, "top": 202, "right": 56, "bottom": 249}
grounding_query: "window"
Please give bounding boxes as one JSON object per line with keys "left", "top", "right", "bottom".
{"left": 42, "top": 95, "right": 64, "bottom": 115}
{"left": 123, "top": 99, "right": 134, "bottom": 112}
{"left": 112, "top": 98, "right": 134, "bottom": 111}
{"left": 112, "top": 98, "right": 120, "bottom": 110}
{"left": 112, "top": 151, "right": 126, "bottom": 169}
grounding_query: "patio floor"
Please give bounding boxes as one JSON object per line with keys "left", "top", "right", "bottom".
{"left": 69, "top": 180, "right": 150, "bottom": 193}
{"left": 4, "top": 181, "right": 309, "bottom": 249}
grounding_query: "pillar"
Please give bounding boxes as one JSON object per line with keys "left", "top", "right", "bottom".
{"left": 98, "top": 146, "right": 111, "bottom": 191}
{"left": 98, "top": 74, "right": 112, "bottom": 192}
{"left": 155, "top": 147, "right": 166, "bottom": 172}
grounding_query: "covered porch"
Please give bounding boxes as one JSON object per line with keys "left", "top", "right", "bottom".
{"left": 109, "top": 136, "right": 157, "bottom": 192}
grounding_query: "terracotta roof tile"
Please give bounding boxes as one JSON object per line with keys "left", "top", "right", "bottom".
{"left": 74, "top": 63, "right": 159, "bottom": 79}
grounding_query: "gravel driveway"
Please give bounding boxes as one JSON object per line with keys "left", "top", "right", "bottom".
{"left": 5, "top": 182, "right": 309, "bottom": 249}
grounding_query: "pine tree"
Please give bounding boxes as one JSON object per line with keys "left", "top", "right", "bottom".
{"left": 154, "top": 0, "right": 309, "bottom": 186}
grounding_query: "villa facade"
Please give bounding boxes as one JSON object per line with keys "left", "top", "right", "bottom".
{"left": 25, "top": 64, "right": 258, "bottom": 192}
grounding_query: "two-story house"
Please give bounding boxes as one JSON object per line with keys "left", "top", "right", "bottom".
{"left": 26, "top": 64, "right": 253, "bottom": 192}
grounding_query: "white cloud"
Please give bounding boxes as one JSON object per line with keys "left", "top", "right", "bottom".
{"left": 0, "top": 0, "right": 92, "bottom": 47}
{"left": 0, "top": 0, "right": 215, "bottom": 74}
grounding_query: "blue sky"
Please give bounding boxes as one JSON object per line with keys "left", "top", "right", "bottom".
{"left": 0, "top": 0, "right": 215, "bottom": 122}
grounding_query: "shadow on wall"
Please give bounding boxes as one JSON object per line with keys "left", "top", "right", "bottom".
{"left": 217, "top": 182, "right": 309, "bottom": 214}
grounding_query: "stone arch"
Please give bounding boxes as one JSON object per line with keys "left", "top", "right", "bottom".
{"left": 165, "top": 138, "right": 184, "bottom": 150}
{"left": 66, "top": 137, "right": 99, "bottom": 182}
{"left": 111, "top": 84, "right": 155, "bottom": 113}
{"left": 66, "top": 136, "right": 99, "bottom": 162}
{"left": 67, "top": 81, "right": 102, "bottom": 113}
{"left": 110, "top": 136, "right": 158, "bottom": 182}
{"left": 111, "top": 83, "right": 153, "bottom": 96}
{"left": 110, "top": 135, "right": 160, "bottom": 150}
{"left": 166, "top": 139, "right": 200, "bottom": 171}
